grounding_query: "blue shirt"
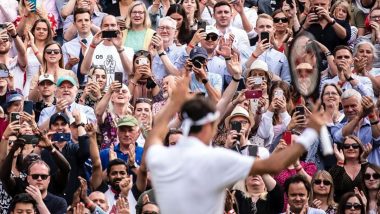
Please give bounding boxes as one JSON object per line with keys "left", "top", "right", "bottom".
{"left": 38, "top": 102, "right": 96, "bottom": 126}
{"left": 99, "top": 143, "right": 144, "bottom": 170}
{"left": 241, "top": 46, "right": 291, "bottom": 84}
{"left": 189, "top": 72, "right": 223, "bottom": 96}
{"left": 321, "top": 74, "right": 374, "bottom": 98}
{"left": 152, "top": 44, "right": 186, "bottom": 81}
{"left": 331, "top": 118, "right": 380, "bottom": 166}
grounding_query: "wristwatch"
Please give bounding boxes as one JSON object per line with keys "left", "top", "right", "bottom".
{"left": 202, "top": 78, "right": 209, "bottom": 84}
{"left": 346, "top": 76, "right": 354, "bottom": 81}
{"left": 76, "top": 123, "right": 86, "bottom": 127}
{"left": 158, "top": 51, "right": 166, "bottom": 57}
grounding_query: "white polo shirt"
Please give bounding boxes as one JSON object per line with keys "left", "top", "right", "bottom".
{"left": 146, "top": 136, "right": 254, "bottom": 214}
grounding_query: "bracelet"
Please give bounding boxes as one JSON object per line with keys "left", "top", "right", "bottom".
{"left": 90, "top": 43, "right": 97, "bottom": 49}
{"left": 325, "top": 51, "right": 332, "bottom": 57}
{"left": 188, "top": 43, "right": 195, "bottom": 49}
{"left": 117, "top": 48, "right": 125, "bottom": 54}
{"left": 371, "top": 120, "right": 379, "bottom": 125}
{"left": 11, "top": 33, "right": 18, "bottom": 39}
{"left": 224, "top": 56, "right": 231, "bottom": 61}
{"left": 231, "top": 76, "right": 241, "bottom": 82}
{"left": 251, "top": 52, "right": 259, "bottom": 59}
{"left": 330, "top": 19, "right": 336, "bottom": 25}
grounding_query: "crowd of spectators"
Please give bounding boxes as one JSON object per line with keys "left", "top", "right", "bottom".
{"left": 2, "top": 0, "right": 380, "bottom": 213}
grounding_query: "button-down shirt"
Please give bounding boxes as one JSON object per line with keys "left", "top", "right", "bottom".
{"left": 62, "top": 34, "right": 93, "bottom": 74}
{"left": 99, "top": 143, "right": 144, "bottom": 170}
{"left": 241, "top": 46, "right": 291, "bottom": 84}
{"left": 331, "top": 118, "right": 380, "bottom": 166}
{"left": 189, "top": 72, "right": 223, "bottom": 96}
{"left": 38, "top": 102, "right": 96, "bottom": 126}
{"left": 63, "top": 11, "right": 107, "bottom": 41}
{"left": 321, "top": 74, "right": 374, "bottom": 98}
{"left": 152, "top": 44, "right": 186, "bottom": 81}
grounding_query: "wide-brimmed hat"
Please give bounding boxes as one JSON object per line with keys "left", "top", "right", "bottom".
{"left": 224, "top": 106, "right": 254, "bottom": 129}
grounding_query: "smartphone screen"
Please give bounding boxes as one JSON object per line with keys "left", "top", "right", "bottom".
{"left": 260, "top": 32, "right": 270, "bottom": 44}
{"left": 102, "top": 30, "right": 118, "bottom": 38}
{"left": 230, "top": 121, "right": 242, "bottom": 133}
{"left": 282, "top": 131, "right": 292, "bottom": 145}
{"left": 23, "top": 101, "right": 34, "bottom": 115}
{"left": 245, "top": 90, "right": 263, "bottom": 99}
{"left": 114, "top": 72, "right": 123, "bottom": 84}
{"left": 29, "top": 0, "right": 37, "bottom": 12}
{"left": 52, "top": 133, "right": 71, "bottom": 142}
{"left": 248, "top": 145, "right": 258, "bottom": 157}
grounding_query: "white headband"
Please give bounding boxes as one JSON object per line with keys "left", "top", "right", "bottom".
{"left": 181, "top": 111, "right": 220, "bottom": 136}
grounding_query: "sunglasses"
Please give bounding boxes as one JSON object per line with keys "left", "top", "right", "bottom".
{"left": 206, "top": 34, "right": 218, "bottom": 41}
{"left": 364, "top": 173, "right": 380, "bottom": 180}
{"left": 313, "top": 179, "right": 331, "bottom": 186}
{"left": 30, "top": 174, "right": 49, "bottom": 180}
{"left": 343, "top": 143, "right": 360, "bottom": 149}
{"left": 45, "top": 49, "right": 61, "bottom": 55}
{"left": 344, "top": 203, "right": 362, "bottom": 210}
{"left": 135, "top": 50, "right": 150, "bottom": 58}
{"left": 273, "top": 17, "right": 289, "bottom": 23}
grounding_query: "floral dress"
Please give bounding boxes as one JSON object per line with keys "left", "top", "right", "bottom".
{"left": 98, "top": 111, "right": 118, "bottom": 150}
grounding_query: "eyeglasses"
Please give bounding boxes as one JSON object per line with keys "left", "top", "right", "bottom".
{"left": 157, "top": 26, "right": 175, "bottom": 31}
{"left": 132, "top": 11, "right": 145, "bottom": 15}
{"left": 342, "top": 143, "right": 360, "bottom": 150}
{"left": 313, "top": 179, "right": 332, "bottom": 186}
{"left": 273, "top": 17, "right": 289, "bottom": 23}
{"left": 206, "top": 34, "right": 218, "bottom": 41}
{"left": 364, "top": 173, "right": 380, "bottom": 180}
{"left": 344, "top": 203, "right": 362, "bottom": 210}
{"left": 30, "top": 174, "right": 49, "bottom": 180}
{"left": 45, "top": 49, "right": 61, "bottom": 55}
{"left": 323, "top": 91, "right": 339, "bottom": 96}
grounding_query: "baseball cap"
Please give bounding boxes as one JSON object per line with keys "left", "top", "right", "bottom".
{"left": 49, "top": 112, "right": 70, "bottom": 127}
{"left": 56, "top": 76, "right": 77, "bottom": 87}
{"left": 117, "top": 115, "right": 139, "bottom": 127}
{"left": 38, "top": 74, "right": 55, "bottom": 85}
{"left": 205, "top": 25, "right": 219, "bottom": 36}
{"left": 190, "top": 46, "right": 208, "bottom": 60}
{"left": 5, "top": 92, "right": 23, "bottom": 105}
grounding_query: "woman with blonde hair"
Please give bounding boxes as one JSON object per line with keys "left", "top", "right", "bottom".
{"left": 309, "top": 170, "right": 338, "bottom": 214}
{"left": 122, "top": 1, "right": 155, "bottom": 52}
{"left": 232, "top": 174, "right": 283, "bottom": 213}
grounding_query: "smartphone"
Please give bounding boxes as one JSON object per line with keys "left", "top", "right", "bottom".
{"left": 197, "top": 20, "right": 207, "bottom": 31}
{"left": 230, "top": 121, "right": 242, "bottom": 133}
{"left": 260, "top": 32, "right": 270, "bottom": 44}
{"left": 295, "top": 106, "right": 305, "bottom": 116}
{"left": 52, "top": 133, "right": 71, "bottom": 142}
{"left": 23, "top": 101, "right": 34, "bottom": 115}
{"left": 274, "top": 90, "right": 284, "bottom": 99}
{"left": 29, "top": 0, "right": 37, "bottom": 12}
{"left": 146, "top": 78, "right": 157, "bottom": 89}
{"left": 0, "top": 64, "right": 8, "bottom": 78}
{"left": 248, "top": 145, "right": 258, "bottom": 157}
{"left": 245, "top": 90, "right": 263, "bottom": 99}
{"left": 114, "top": 72, "right": 123, "bottom": 84}
{"left": 282, "top": 131, "right": 292, "bottom": 145}
{"left": 138, "top": 58, "right": 148, "bottom": 65}
{"left": 252, "top": 77, "right": 263, "bottom": 85}
{"left": 0, "top": 24, "right": 7, "bottom": 30}
{"left": 102, "top": 30, "right": 118, "bottom": 38}
{"left": 18, "top": 134, "right": 40, "bottom": 144}
{"left": 10, "top": 112, "right": 20, "bottom": 123}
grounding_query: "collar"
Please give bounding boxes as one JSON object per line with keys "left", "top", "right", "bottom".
{"left": 77, "top": 34, "right": 93, "bottom": 42}
{"left": 93, "top": 11, "right": 102, "bottom": 17}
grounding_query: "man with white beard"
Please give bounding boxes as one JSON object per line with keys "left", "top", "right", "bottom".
{"left": 152, "top": 75, "right": 176, "bottom": 115}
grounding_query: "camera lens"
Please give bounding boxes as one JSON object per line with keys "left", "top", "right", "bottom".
{"left": 193, "top": 60, "right": 202, "bottom": 69}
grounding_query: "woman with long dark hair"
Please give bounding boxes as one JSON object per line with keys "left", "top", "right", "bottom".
{"left": 166, "top": 4, "right": 193, "bottom": 45}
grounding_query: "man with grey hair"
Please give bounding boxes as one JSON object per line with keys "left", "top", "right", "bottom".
{"left": 151, "top": 16, "right": 186, "bottom": 82}
{"left": 331, "top": 88, "right": 380, "bottom": 165}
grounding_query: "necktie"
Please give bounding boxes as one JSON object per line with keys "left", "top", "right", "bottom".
{"left": 77, "top": 38, "right": 87, "bottom": 86}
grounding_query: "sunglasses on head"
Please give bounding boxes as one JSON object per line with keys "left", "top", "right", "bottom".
{"left": 45, "top": 49, "right": 61, "bottom": 55}
{"left": 313, "top": 179, "right": 331, "bottom": 186}
{"left": 343, "top": 143, "right": 360, "bottom": 149}
{"left": 364, "top": 173, "right": 380, "bottom": 180}
{"left": 206, "top": 34, "right": 218, "bottom": 41}
{"left": 135, "top": 50, "right": 150, "bottom": 58}
{"left": 273, "top": 17, "right": 289, "bottom": 23}
{"left": 30, "top": 174, "right": 49, "bottom": 180}
{"left": 344, "top": 203, "right": 362, "bottom": 210}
